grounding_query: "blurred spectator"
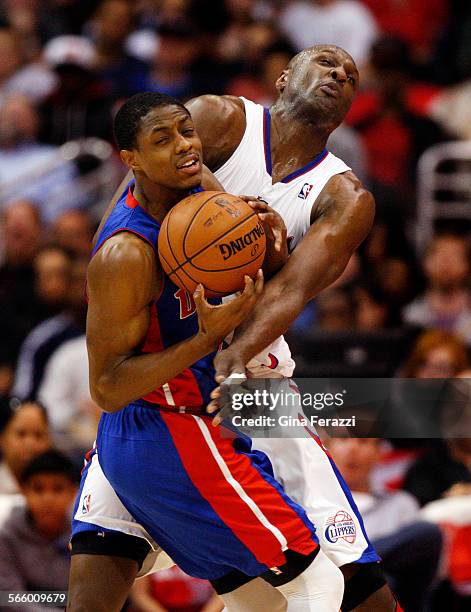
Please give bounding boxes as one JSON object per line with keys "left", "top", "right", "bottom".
{"left": 0, "top": 450, "right": 78, "bottom": 599}
{"left": 259, "top": 40, "right": 297, "bottom": 98}
{"left": 137, "top": 0, "right": 194, "bottom": 29}
{"left": 316, "top": 288, "right": 355, "bottom": 331}
{"left": 50, "top": 209, "right": 94, "bottom": 257}
{"left": 360, "top": 212, "right": 421, "bottom": 311}
{"left": 0, "top": 358, "right": 14, "bottom": 401}
{"left": 354, "top": 280, "right": 397, "bottom": 330}
{"left": 38, "top": 336, "right": 100, "bottom": 453}
{"left": 393, "top": 331, "right": 471, "bottom": 508}
{"left": 0, "top": 401, "right": 51, "bottom": 495}
{"left": 403, "top": 234, "right": 471, "bottom": 344}
{"left": 361, "top": 0, "right": 448, "bottom": 63}
{"left": 13, "top": 255, "right": 88, "bottom": 402}
{"left": 130, "top": 565, "right": 223, "bottom": 612}
{"left": 0, "top": 0, "right": 41, "bottom": 61}
{"left": 402, "top": 329, "right": 470, "bottom": 379}
{"left": 279, "top": 0, "right": 378, "bottom": 67}
{"left": 39, "top": 35, "right": 114, "bottom": 144}
{"left": 327, "top": 124, "right": 367, "bottom": 183}
{"left": 34, "top": 245, "right": 72, "bottom": 313}
{"left": 216, "top": 0, "right": 258, "bottom": 65}
{"left": 0, "top": 21, "right": 56, "bottom": 102}
{"left": 0, "top": 200, "right": 42, "bottom": 267}
{"left": 404, "top": 438, "right": 471, "bottom": 507}
{"left": 346, "top": 36, "right": 443, "bottom": 210}
{"left": 0, "top": 200, "right": 45, "bottom": 362}
{"left": 0, "top": 27, "right": 22, "bottom": 93}
{"left": 329, "top": 437, "right": 442, "bottom": 610}
{"left": 225, "top": 24, "right": 292, "bottom": 104}
{"left": 36, "top": 0, "right": 98, "bottom": 43}
{"left": 85, "top": 0, "right": 149, "bottom": 100}
{"left": 144, "top": 21, "right": 204, "bottom": 100}
{"left": 292, "top": 256, "right": 361, "bottom": 333}
{"left": 329, "top": 438, "right": 421, "bottom": 536}
{"left": 0, "top": 94, "right": 77, "bottom": 220}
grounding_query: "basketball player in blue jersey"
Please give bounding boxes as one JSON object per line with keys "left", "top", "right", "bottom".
{"left": 68, "top": 91, "right": 345, "bottom": 611}
{"left": 70, "top": 48, "right": 399, "bottom": 610}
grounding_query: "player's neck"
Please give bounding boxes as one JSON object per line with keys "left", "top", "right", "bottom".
{"left": 133, "top": 180, "right": 185, "bottom": 223}
{"left": 269, "top": 102, "right": 332, "bottom": 175}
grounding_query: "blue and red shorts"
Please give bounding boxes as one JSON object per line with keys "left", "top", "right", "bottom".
{"left": 95, "top": 399, "right": 318, "bottom": 580}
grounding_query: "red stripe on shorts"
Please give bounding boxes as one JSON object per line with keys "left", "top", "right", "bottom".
{"left": 161, "top": 413, "right": 317, "bottom": 567}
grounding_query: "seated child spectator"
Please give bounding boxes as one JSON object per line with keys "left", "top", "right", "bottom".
{"left": 0, "top": 450, "right": 79, "bottom": 601}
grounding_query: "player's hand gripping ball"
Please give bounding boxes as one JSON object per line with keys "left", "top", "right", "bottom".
{"left": 158, "top": 191, "right": 266, "bottom": 297}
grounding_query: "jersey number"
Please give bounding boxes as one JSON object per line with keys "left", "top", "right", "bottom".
{"left": 174, "top": 288, "right": 196, "bottom": 319}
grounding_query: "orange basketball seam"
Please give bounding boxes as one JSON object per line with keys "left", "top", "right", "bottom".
{"left": 159, "top": 191, "right": 266, "bottom": 297}
{"left": 182, "top": 191, "right": 244, "bottom": 262}
{"left": 163, "top": 191, "right": 226, "bottom": 275}
{"left": 171, "top": 262, "right": 230, "bottom": 297}
{"left": 175, "top": 211, "right": 261, "bottom": 274}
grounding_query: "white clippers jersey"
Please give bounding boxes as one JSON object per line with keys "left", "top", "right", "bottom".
{"left": 215, "top": 98, "right": 351, "bottom": 377}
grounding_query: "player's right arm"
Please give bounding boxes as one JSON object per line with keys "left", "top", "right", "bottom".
{"left": 87, "top": 233, "right": 263, "bottom": 412}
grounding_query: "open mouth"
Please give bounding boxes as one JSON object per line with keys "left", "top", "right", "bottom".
{"left": 177, "top": 155, "right": 201, "bottom": 175}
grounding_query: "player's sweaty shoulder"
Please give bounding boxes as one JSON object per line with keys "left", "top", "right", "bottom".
{"left": 89, "top": 232, "right": 159, "bottom": 303}
{"left": 186, "top": 95, "right": 246, "bottom": 171}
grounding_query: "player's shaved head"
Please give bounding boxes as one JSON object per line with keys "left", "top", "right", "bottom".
{"left": 114, "top": 92, "right": 190, "bottom": 151}
{"left": 288, "top": 45, "right": 356, "bottom": 72}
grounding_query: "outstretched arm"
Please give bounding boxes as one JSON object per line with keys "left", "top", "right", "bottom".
{"left": 213, "top": 172, "right": 375, "bottom": 380}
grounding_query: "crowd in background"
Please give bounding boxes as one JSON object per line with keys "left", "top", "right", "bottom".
{"left": 0, "top": 1, "right": 471, "bottom": 611}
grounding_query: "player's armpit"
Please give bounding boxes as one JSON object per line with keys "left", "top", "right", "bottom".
{"left": 218, "top": 173, "right": 374, "bottom": 369}
{"left": 186, "top": 95, "right": 245, "bottom": 171}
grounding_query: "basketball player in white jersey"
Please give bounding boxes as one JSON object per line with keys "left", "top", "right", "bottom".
{"left": 70, "top": 46, "right": 399, "bottom": 611}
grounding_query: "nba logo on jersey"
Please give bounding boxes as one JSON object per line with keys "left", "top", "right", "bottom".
{"left": 298, "top": 183, "right": 313, "bottom": 200}
{"left": 82, "top": 494, "right": 91, "bottom": 514}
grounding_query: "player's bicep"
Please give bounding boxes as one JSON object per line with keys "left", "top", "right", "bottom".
{"left": 281, "top": 175, "right": 374, "bottom": 300}
{"left": 86, "top": 236, "right": 156, "bottom": 375}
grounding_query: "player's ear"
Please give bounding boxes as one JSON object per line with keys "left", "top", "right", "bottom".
{"left": 275, "top": 69, "right": 289, "bottom": 93}
{"left": 120, "top": 149, "right": 141, "bottom": 171}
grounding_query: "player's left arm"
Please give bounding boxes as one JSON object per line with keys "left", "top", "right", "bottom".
{"left": 214, "top": 171, "right": 374, "bottom": 379}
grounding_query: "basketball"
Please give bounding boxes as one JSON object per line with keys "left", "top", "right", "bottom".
{"left": 158, "top": 191, "right": 266, "bottom": 297}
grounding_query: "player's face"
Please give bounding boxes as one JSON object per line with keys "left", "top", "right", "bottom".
{"left": 127, "top": 104, "right": 203, "bottom": 191}
{"left": 280, "top": 47, "right": 359, "bottom": 125}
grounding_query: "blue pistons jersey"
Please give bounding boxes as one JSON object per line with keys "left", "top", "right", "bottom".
{"left": 93, "top": 184, "right": 219, "bottom": 409}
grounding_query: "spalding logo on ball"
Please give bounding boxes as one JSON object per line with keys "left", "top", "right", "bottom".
{"left": 158, "top": 191, "right": 266, "bottom": 297}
